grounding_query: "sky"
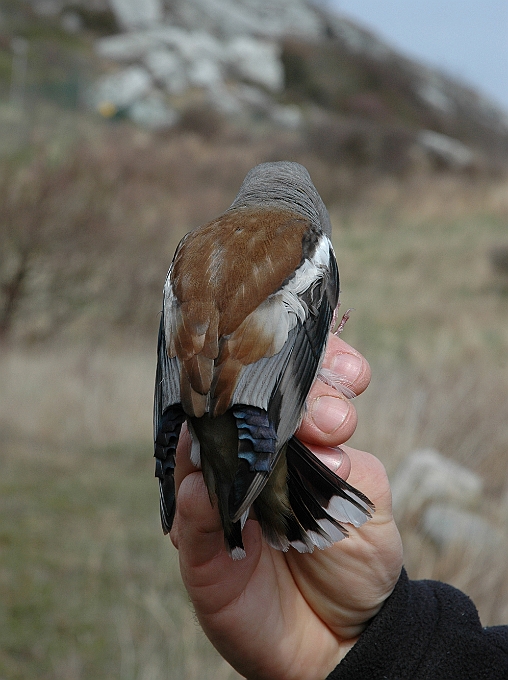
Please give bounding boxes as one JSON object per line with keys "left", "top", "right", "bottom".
{"left": 329, "top": 0, "right": 508, "bottom": 112}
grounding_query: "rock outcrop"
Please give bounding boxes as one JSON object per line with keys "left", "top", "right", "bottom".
{"left": 28, "top": 0, "right": 508, "bottom": 165}
{"left": 391, "top": 448, "right": 506, "bottom": 553}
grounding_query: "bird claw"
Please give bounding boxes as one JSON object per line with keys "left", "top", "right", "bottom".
{"left": 332, "top": 305, "right": 354, "bottom": 336}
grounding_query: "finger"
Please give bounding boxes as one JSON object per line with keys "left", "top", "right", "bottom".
{"left": 170, "top": 424, "right": 201, "bottom": 549}
{"left": 340, "top": 445, "right": 392, "bottom": 516}
{"left": 176, "top": 470, "right": 265, "bottom": 613}
{"left": 310, "top": 445, "right": 352, "bottom": 481}
{"left": 320, "top": 334, "right": 371, "bottom": 398}
{"left": 297, "top": 382, "right": 358, "bottom": 447}
{"left": 174, "top": 424, "right": 197, "bottom": 490}
{"left": 287, "top": 446, "right": 403, "bottom": 640}
{"left": 307, "top": 445, "right": 391, "bottom": 520}
{"left": 296, "top": 336, "right": 370, "bottom": 447}
{"left": 176, "top": 470, "right": 226, "bottom": 567}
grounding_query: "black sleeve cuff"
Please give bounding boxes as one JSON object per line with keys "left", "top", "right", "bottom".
{"left": 326, "top": 568, "right": 508, "bottom": 680}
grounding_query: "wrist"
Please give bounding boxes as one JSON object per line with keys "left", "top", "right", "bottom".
{"left": 242, "top": 636, "right": 360, "bottom": 680}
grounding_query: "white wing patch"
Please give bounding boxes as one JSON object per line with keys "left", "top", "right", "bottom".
{"left": 187, "top": 421, "right": 201, "bottom": 467}
{"left": 230, "top": 234, "right": 333, "bottom": 410}
{"left": 163, "top": 234, "right": 334, "bottom": 416}
{"left": 163, "top": 263, "right": 180, "bottom": 359}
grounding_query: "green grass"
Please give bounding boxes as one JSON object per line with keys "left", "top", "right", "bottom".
{"left": 0, "top": 438, "right": 241, "bottom": 680}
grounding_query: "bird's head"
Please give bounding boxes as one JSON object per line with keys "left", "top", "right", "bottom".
{"left": 228, "top": 161, "right": 332, "bottom": 237}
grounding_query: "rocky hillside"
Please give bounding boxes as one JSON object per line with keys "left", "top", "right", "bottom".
{"left": 1, "top": 0, "right": 508, "bottom": 344}
{"left": 3, "top": 0, "right": 508, "bottom": 173}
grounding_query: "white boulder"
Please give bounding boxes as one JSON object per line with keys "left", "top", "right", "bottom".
{"left": 109, "top": 0, "right": 163, "bottom": 30}
{"left": 391, "top": 448, "right": 483, "bottom": 522}
{"left": 129, "top": 94, "right": 178, "bottom": 129}
{"left": 89, "top": 66, "right": 152, "bottom": 111}
{"left": 422, "top": 503, "right": 504, "bottom": 550}
{"left": 417, "top": 130, "right": 476, "bottom": 169}
{"left": 172, "top": 0, "right": 325, "bottom": 40}
{"left": 96, "top": 32, "right": 159, "bottom": 61}
{"left": 226, "top": 37, "right": 283, "bottom": 92}
{"left": 144, "top": 49, "right": 187, "bottom": 93}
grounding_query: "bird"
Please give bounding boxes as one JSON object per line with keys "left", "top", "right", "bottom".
{"left": 154, "top": 161, "right": 374, "bottom": 559}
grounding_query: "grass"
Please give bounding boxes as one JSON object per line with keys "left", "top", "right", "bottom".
{"left": 0, "top": 344, "right": 243, "bottom": 678}
{"left": 335, "top": 174, "right": 508, "bottom": 363}
{"left": 333, "top": 174, "right": 508, "bottom": 485}
{"left": 333, "top": 176, "right": 508, "bottom": 628}
{"left": 1, "top": 114, "right": 508, "bottom": 676}
{"left": 0, "top": 434, "right": 242, "bottom": 680}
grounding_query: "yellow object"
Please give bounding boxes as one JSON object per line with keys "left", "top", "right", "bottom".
{"left": 98, "top": 101, "right": 117, "bottom": 118}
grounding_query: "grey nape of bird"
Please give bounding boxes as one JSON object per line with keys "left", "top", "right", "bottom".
{"left": 153, "top": 161, "right": 374, "bottom": 560}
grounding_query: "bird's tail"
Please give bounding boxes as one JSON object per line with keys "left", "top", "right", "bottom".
{"left": 282, "top": 436, "right": 374, "bottom": 553}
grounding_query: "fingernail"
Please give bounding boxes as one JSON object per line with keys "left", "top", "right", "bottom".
{"left": 314, "top": 448, "right": 343, "bottom": 472}
{"left": 311, "top": 396, "right": 350, "bottom": 434}
{"left": 330, "top": 449, "right": 344, "bottom": 473}
{"left": 330, "top": 353, "right": 363, "bottom": 383}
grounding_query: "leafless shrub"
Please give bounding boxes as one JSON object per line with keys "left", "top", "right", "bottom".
{"left": 306, "top": 115, "right": 415, "bottom": 176}
{"left": 177, "top": 104, "right": 226, "bottom": 140}
{"left": 0, "top": 122, "right": 370, "bottom": 342}
{"left": 0, "top": 130, "right": 256, "bottom": 342}
{"left": 0, "top": 152, "right": 109, "bottom": 338}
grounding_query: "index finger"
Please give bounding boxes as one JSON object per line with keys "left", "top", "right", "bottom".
{"left": 296, "top": 335, "right": 370, "bottom": 447}
{"left": 320, "top": 334, "right": 371, "bottom": 398}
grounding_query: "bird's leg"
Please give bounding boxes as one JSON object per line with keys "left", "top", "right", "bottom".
{"left": 320, "top": 305, "right": 357, "bottom": 398}
{"left": 331, "top": 304, "right": 354, "bottom": 336}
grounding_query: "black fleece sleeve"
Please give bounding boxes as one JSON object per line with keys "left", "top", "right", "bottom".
{"left": 326, "top": 568, "right": 508, "bottom": 680}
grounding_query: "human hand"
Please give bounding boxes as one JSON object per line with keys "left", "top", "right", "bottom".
{"left": 170, "top": 334, "right": 403, "bottom": 680}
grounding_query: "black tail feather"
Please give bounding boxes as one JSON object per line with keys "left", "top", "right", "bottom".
{"left": 224, "top": 519, "right": 246, "bottom": 561}
{"left": 287, "top": 436, "right": 374, "bottom": 514}
{"left": 288, "top": 458, "right": 349, "bottom": 535}
{"left": 285, "top": 436, "right": 374, "bottom": 551}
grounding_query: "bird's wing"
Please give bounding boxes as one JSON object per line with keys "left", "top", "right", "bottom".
{"left": 164, "top": 207, "right": 319, "bottom": 416}
{"left": 153, "top": 313, "right": 185, "bottom": 533}
{"left": 157, "top": 211, "right": 339, "bottom": 534}
{"left": 229, "top": 234, "right": 339, "bottom": 522}
{"left": 232, "top": 232, "right": 339, "bottom": 442}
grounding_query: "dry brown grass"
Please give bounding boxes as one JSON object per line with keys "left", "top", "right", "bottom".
{"left": 0, "top": 119, "right": 308, "bottom": 341}
{"left": 1, "top": 344, "right": 153, "bottom": 445}
{"left": 332, "top": 174, "right": 508, "bottom": 628}
{"left": 0, "top": 345, "right": 243, "bottom": 679}
{"left": 1, "top": 114, "right": 508, "bottom": 677}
